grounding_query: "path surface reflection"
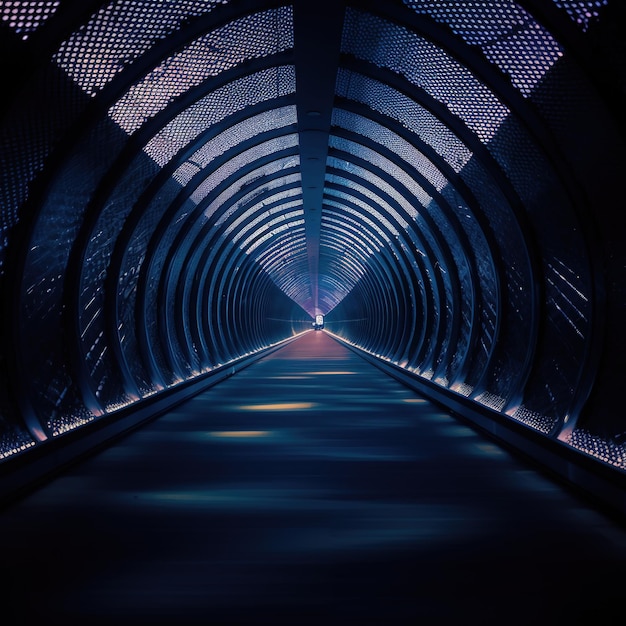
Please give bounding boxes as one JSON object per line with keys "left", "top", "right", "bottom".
{"left": 1, "top": 331, "right": 625, "bottom": 625}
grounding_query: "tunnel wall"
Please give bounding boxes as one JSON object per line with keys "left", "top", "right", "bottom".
{"left": 0, "top": 2, "right": 311, "bottom": 462}
{"left": 0, "top": 0, "right": 625, "bottom": 504}
{"left": 323, "top": 1, "right": 626, "bottom": 469}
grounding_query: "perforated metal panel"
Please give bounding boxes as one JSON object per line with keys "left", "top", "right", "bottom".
{"left": 0, "top": 0, "right": 60, "bottom": 40}
{"left": 108, "top": 8, "right": 294, "bottom": 133}
{"left": 343, "top": 9, "right": 510, "bottom": 140}
{"left": 552, "top": 0, "right": 609, "bottom": 32}
{"left": 54, "top": 0, "right": 234, "bottom": 97}
{"left": 401, "top": 0, "right": 564, "bottom": 96}
{"left": 336, "top": 70, "right": 473, "bottom": 171}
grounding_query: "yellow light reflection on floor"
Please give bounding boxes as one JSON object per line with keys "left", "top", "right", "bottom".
{"left": 237, "top": 402, "right": 317, "bottom": 411}
{"left": 403, "top": 398, "right": 429, "bottom": 404}
{"left": 209, "top": 431, "right": 271, "bottom": 438}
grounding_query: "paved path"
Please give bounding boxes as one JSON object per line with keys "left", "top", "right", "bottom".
{"left": 1, "top": 331, "right": 625, "bottom": 625}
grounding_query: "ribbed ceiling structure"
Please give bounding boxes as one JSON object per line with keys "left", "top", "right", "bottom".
{"left": 1, "top": 1, "right": 626, "bottom": 484}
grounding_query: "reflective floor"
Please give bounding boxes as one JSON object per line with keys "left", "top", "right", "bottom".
{"left": 1, "top": 331, "right": 626, "bottom": 625}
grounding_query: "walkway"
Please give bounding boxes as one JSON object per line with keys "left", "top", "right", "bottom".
{"left": 1, "top": 332, "right": 625, "bottom": 625}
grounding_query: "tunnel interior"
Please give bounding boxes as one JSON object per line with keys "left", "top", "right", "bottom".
{"left": 1, "top": 0, "right": 626, "bottom": 503}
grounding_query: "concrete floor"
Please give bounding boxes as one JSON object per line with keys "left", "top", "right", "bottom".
{"left": 1, "top": 331, "right": 625, "bottom": 625}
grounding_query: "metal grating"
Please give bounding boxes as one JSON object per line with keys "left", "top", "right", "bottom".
{"left": 342, "top": 9, "right": 510, "bottom": 141}
{"left": 228, "top": 201, "right": 302, "bottom": 242}
{"left": 198, "top": 144, "right": 299, "bottom": 215}
{"left": 336, "top": 70, "right": 473, "bottom": 172}
{"left": 401, "top": 0, "right": 564, "bottom": 96}
{"left": 109, "top": 7, "right": 294, "bottom": 133}
{"left": 147, "top": 67, "right": 296, "bottom": 166}
{"left": 332, "top": 109, "right": 450, "bottom": 192}
{"left": 0, "top": 0, "right": 59, "bottom": 40}
{"left": 173, "top": 106, "right": 297, "bottom": 185}
{"left": 53, "top": 0, "right": 233, "bottom": 97}
{"left": 551, "top": 0, "right": 609, "bottom": 32}
{"left": 328, "top": 138, "right": 431, "bottom": 215}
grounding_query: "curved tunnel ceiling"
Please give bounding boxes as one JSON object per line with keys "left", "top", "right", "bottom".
{"left": 1, "top": 1, "right": 626, "bottom": 476}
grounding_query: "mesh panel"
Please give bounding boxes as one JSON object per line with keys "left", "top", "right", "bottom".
{"left": 81, "top": 104, "right": 297, "bottom": 400}
{"left": 145, "top": 133, "right": 299, "bottom": 324}
{"left": 163, "top": 179, "right": 303, "bottom": 348}
{"left": 567, "top": 429, "right": 626, "bottom": 469}
{"left": 0, "top": 0, "right": 60, "bottom": 40}
{"left": 329, "top": 136, "right": 430, "bottom": 214}
{"left": 108, "top": 7, "right": 294, "bottom": 133}
{"left": 329, "top": 112, "right": 480, "bottom": 382}
{"left": 79, "top": 153, "right": 160, "bottom": 407}
{"left": 334, "top": 71, "right": 504, "bottom": 393}
{"left": 328, "top": 153, "right": 457, "bottom": 373}
{"left": 256, "top": 226, "right": 309, "bottom": 301}
{"left": 336, "top": 70, "right": 473, "bottom": 171}
{"left": 253, "top": 233, "right": 309, "bottom": 292}
{"left": 242, "top": 216, "right": 305, "bottom": 254}
{"left": 228, "top": 201, "right": 302, "bottom": 243}
{"left": 145, "top": 171, "right": 301, "bottom": 379}
{"left": 342, "top": 9, "right": 510, "bottom": 141}
{"left": 174, "top": 106, "right": 297, "bottom": 185}
{"left": 147, "top": 67, "right": 296, "bottom": 166}
{"left": 0, "top": 428, "right": 35, "bottom": 460}
{"left": 401, "top": 0, "right": 563, "bottom": 96}
{"left": 0, "top": 65, "right": 92, "bottom": 274}
{"left": 332, "top": 109, "right": 450, "bottom": 191}
{"left": 257, "top": 238, "right": 306, "bottom": 269}
{"left": 551, "top": 0, "right": 609, "bottom": 32}
{"left": 323, "top": 206, "right": 385, "bottom": 254}
{"left": 199, "top": 146, "right": 299, "bottom": 217}
{"left": 510, "top": 405, "right": 558, "bottom": 435}
{"left": 329, "top": 177, "right": 405, "bottom": 239}
{"left": 487, "top": 84, "right": 592, "bottom": 421}
{"left": 320, "top": 216, "right": 371, "bottom": 279}
{"left": 54, "top": 0, "right": 233, "bottom": 96}
{"left": 459, "top": 157, "right": 531, "bottom": 398}
{"left": 19, "top": 116, "right": 131, "bottom": 428}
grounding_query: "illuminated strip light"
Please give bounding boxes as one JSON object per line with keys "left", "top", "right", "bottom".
{"left": 237, "top": 402, "right": 316, "bottom": 411}
{"left": 209, "top": 431, "right": 271, "bottom": 438}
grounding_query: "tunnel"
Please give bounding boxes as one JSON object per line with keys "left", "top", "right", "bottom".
{"left": 1, "top": 0, "right": 626, "bottom": 622}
